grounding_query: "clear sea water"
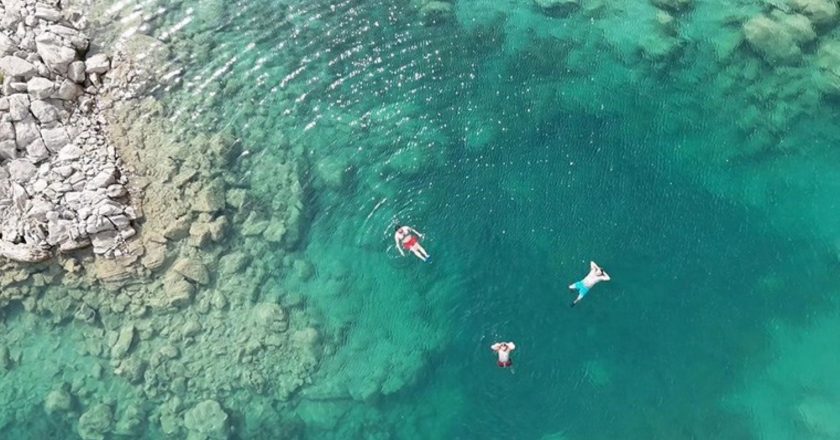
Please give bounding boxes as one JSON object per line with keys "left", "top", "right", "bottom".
{"left": 5, "top": 0, "right": 840, "bottom": 438}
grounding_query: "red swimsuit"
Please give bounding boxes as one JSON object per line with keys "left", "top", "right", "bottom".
{"left": 402, "top": 235, "right": 418, "bottom": 250}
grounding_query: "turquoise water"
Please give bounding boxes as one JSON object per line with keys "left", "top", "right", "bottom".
{"left": 4, "top": 0, "right": 840, "bottom": 438}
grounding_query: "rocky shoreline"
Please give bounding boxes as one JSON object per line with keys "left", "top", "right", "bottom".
{"left": 0, "top": 1, "right": 321, "bottom": 438}
{"left": 0, "top": 0, "right": 139, "bottom": 266}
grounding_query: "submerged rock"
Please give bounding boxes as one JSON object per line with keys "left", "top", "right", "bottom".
{"left": 419, "top": 1, "right": 455, "bottom": 24}
{"left": 183, "top": 400, "right": 229, "bottom": 439}
{"left": 44, "top": 387, "right": 74, "bottom": 414}
{"left": 651, "top": 0, "right": 693, "bottom": 12}
{"left": 743, "top": 12, "right": 815, "bottom": 64}
{"left": 173, "top": 258, "right": 210, "bottom": 285}
{"left": 534, "top": 0, "right": 580, "bottom": 16}
{"left": 789, "top": 0, "right": 838, "bottom": 27}
{"left": 78, "top": 403, "right": 113, "bottom": 440}
{"left": 110, "top": 324, "right": 136, "bottom": 359}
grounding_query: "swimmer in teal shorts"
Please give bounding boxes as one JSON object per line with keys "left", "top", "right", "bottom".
{"left": 569, "top": 261, "right": 610, "bottom": 307}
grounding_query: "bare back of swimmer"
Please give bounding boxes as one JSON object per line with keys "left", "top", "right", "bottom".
{"left": 394, "top": 225, "right": 430, "bottom": 262}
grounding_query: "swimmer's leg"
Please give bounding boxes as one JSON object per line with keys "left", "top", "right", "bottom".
{"left": 570, "top": 293, "right": 583, "bottom": 308}
{"left": 411, "top": 248, "right": 427, "bottom": 261}
{"left": 417, "top": 245, "right": 430, "bottom": 259}
{"left": 569, "top": 283, "right": 577, "bottom": 290}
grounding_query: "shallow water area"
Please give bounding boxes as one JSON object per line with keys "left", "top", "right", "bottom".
{"left": 3, "top": 0, "right": 840, "bottom": 438}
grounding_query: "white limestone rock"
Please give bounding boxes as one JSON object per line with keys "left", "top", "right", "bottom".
{"left": 89, "top": 167, "right": 117, "bottom": 188}
{"left": 34, "top": 6, "right": 62, "bottom": 22}
{"left": 58, "top": 144, "right": 83, "bottom": 161}
{"left": 40, "top": 125, "right": 71, "bottom": 152}
{"left": 68, "top": 60, "right": 85, "bottom": 83}
{"left": 26, "top": 138, "right": 49, "bottom": 163}
{"left": 0, "top": 55, "right": 36, "bottom": 78}
{"left": 13, "top": 119, "right": 39, "bottom": 149}
{"left": 7, "top": 94, "right": 31, "bottom": 121}
{"left": 29, "top": 100, "right": 59, "bottom": 124}
{"left": 0, "top": 34, "right": 16, "bottom": 56}
{"left": 8, "top": 158, "right": 37, "bottom": 181}
{"left": 0, "top": 140, "right": 17, "bottom": 160}
{"left": 56, "top": 79, "right": 82, "bottom": 100}
{"left": 26, "top": 76, "right": 54, "bottom": 99}
{"left": 85, "top": 54, "right": 110, "bottom": 74}
{"left": 35, "top": 33, "right": 76, "bottom": 74}
{"left": 0, "top": 120, "right": 14, "bottom": 142}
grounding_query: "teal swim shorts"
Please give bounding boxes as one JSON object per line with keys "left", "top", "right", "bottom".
{"left": 574, "top": 281, "right": 590, "bottom": 297}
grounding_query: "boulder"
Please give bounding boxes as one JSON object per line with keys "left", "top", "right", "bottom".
{"left": 743, "top": 13, "right": 815, "bottom": 64}
{"left": 26, "top": 138, "right": 49, "bottom": 163}
{"left": 0, "top": 55, "right": 36, "bottom": 78}
{"left": 163, "top": 274, "right": 194, "bottom": 307}
{"left": 40, "top": 125, "right": 71, "bottom": 152}
{"left": 34, "top": 5, "right": 62, "bottom": 22}
{"left": 68, "top": 61, "right": 86, "bottom": 83}
{"left": 0, "top": 34, "right": 15, "bottom": 56}
{"left": 110, "top": 324, "right": 135, "bottom": 359}
{"left": 77, "top": 403, "right": 113, "bottom": 440}
{"left": 789, "top": 0, "right": 838, "bottom": 26}
{"left": 30, "top": 100, "right": 60, "bottom": 124}
{"left": 816, "top": 40, "right": 840, "bottom": 94}
{"left": 219, "top": 252, "right": 249, "bottom": 275}
{"left": 89, "top": 167, "right": 117, "bottom": 188}
{"left": 262, "top": 219, "right": 286, "bottom": 243}
{"left": 651, "top": 0, "right": 693, "bottom": 12}
{"left": 419, "top": 1, "right": 455, "bottom": 24}
{"left": 251, "top": 302, "right": 288, "bottom": 332}
{"left": 141, "top": 241, "right": 167, "bottom": 271}
{"left": 44, "top": 387, "right": 73, "bottom": 414}
{"left": 192, "top": 181, "right": 226, "bottom": 212}
{"left": 173, "top": 258, "right": 210, "bottom": 285}
{"left": 85, "top": 54, "right": 110, "bottom": 74}
{"left": 0, "top": 120, "right": 14, "bottom": 142}
{"left": 13, "top": 119, "right": 39, "bottom": 149}
{"left": 7, "top": 94, "right": 31, "bottom": 121}
{"left": 56, "top": 79, "right": 82, "bottom": 100}
{"left": 183, "top": 400, "right": 229, "bottom": 439}
{"left": 27, "top": 77, "right": 54, "bottom": 99}
{"left": 93, "top": 258, "right": 133, "bottom": 282}
{"left": 35, "top": 33, "right": 77, "bottom": 74}
{"left": 8, "top": 158, "right": 37, "bottom": 181}
{"left": 0, "top": 140, "right": 17, "bottom": 160}
{"left": 534, "top": 0, "right": 580, "bottom": 16}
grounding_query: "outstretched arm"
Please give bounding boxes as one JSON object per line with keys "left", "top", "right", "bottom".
{"left": 409, "top": 227, "right": 424, "bottom": 237}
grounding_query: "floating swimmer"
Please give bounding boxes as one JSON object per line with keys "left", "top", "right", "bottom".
{"left": 491, "top": 342, "right": 516, "bottom": 368}
{"left": 394, "top": 225, "right": 430, "bottom": 262}
{"left": 569, "top": 261, "right": 610, "bottom": 307}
